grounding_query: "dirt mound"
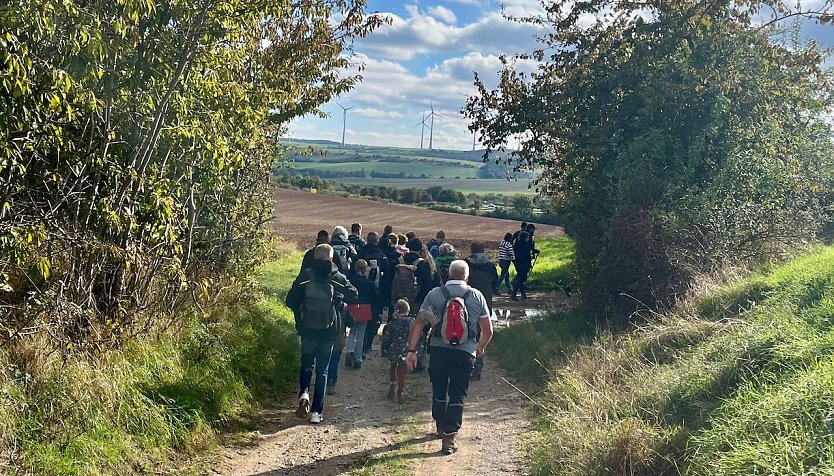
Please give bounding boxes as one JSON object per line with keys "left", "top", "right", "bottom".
{"left": 274, "top": 188, "right": 563, "bottom": 252}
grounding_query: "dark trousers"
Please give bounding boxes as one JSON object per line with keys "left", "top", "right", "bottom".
{"left": 428, "top": 346, "right": 475, "bottom": 434}
{"left": 328, "top": 349, "right": 341, "bottom": 385}
{"left": 497, "top": 259, "right": 512, "bottom": 291}
{"left": 299, "top": 337, "right": 334, "bottom": 414}
{"left": 364, "top": 316, "right": 381, "bottom": 354}
{"left": 512, "top": 264, "right": 531, "bottom": 295}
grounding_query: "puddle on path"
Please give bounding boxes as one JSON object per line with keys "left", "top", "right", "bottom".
{"left": 490, "top": 307, "right": 547, "bottom": 326}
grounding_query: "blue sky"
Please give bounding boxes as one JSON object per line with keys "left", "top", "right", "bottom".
{"left": 288, "top": 1, "right": 834, "bottom": 151}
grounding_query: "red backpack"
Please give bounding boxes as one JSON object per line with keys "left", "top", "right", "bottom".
{"left": 437, "top": 287, "right": 472, "bottom": 345}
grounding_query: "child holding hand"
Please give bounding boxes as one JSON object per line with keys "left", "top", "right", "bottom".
{"left": 381, "top": 299, "right": 419, "bottom": 404}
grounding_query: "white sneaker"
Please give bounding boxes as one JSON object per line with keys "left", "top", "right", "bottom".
{"left": 309, "top": 412, "right": 323, "bottom": 424}
{"left": 296, "top": 392, "right": 310, "bottom": 418}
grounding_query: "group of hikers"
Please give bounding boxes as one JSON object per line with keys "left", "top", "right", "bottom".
{"left": 285, "top": 222, "right": 541, "bottom": 455}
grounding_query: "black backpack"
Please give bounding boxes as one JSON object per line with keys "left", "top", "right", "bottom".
{"left": 331, "top": 243, "right": 351, "bottom": 274}
{"left": 467, "top": 260, "right": 495, "bottom": 297}
{"left": 300, "top": 272, "right": 338, "bottom": 331}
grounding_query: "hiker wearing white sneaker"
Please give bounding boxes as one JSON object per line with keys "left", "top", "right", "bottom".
{"left": 286, "top": 244, "right": 358, "bottom": 423}
{"left": 309, "top": 412, "right": 323, "bottom": 424}
{"left": 406, "top": 260, "right": 493, "bottom": 455}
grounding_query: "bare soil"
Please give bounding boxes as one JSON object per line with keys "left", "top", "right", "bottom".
{"left": 274, "top": 187, "right": 564, "bottom": 253}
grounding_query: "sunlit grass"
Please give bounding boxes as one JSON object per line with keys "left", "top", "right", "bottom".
{"left": 2, "top": 251, "right": 304, "bottom": 474}
{"left": 505, "top": 245, "right": 834, "bottom": 475}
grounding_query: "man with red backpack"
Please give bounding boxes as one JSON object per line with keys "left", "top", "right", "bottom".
{"left": 406, "top": 260, "right": 493, "bottom": 455}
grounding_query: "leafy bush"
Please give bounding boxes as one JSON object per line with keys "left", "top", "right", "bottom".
{"left": 466, "top": 0, "right": 834, "bottom": 326}
{"left": 0, "top": 0, "right": 382, "bottom": 352}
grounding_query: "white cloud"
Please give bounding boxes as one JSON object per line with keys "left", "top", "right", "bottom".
{"left": 357, "top": 10, "right": 545, "bottom": 60}
{"left": 427, "top": 5, "right": 457, "bottom": 24}
{"left": 354, "top": 108, "right": 404, "bottom": 119}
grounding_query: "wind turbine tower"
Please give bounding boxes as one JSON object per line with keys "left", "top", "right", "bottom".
{"left": 413, "top": 111, "right": 429, "bottom": 149}
{"left": 428, "top": 101, "right": 442, "bottom": 150}
{"left": 336, "top": 102, "right": 355, "bottom": 146}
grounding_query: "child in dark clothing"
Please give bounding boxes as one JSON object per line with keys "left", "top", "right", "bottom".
{"left": 381, "top": 299, "right": 418, "bottom": 404}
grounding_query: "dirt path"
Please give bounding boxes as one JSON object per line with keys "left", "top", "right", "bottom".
{"left": 210, "top": 333, "right": 531, "bottom": 475}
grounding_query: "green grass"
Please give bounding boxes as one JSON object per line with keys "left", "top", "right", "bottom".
{"left": 295, "top": 160, "right": 479, "bottom": 179}
{"left": 2, "top": 252, "right": 303, "bottom": 475}
{"left": 506, "top": 245, "right": 834, "bottom": 475}
{"left": 492, "top": 310, "right": 595, "bottom": 385}
{"left": 527, "top": 237, "right": 577, "bottom": 291}
{"left": 331, "top": 177, "right": 536, "bottom": 195}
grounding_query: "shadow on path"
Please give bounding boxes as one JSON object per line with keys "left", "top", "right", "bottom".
{"left": 248, "top": 434, "right": 437, "bottom": 476}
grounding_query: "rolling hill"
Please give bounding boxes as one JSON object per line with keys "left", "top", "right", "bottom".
{"left": 280, "top": 139, "right": 535, "bottom": 194}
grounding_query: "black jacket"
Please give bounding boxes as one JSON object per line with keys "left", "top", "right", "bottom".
{"left": 401, "top": 252, "right": 435, "bottom": 306}
{"left": 330, "top": 234, "right": 358, "bottom": 273}
{"left": 358, "top": 241, "right": 387, "bottom": 277}
{"left": 348, "top": 271, "right": 380, "bottom": 307}
{"left": 300, "top": 247, "right": 316, "bottom": 273}
{"left": 286, "top": 260, "right": 358, "bottom": 339}
{"left": 513, "top": 240, "right": 534, "bottom": 269}
{"left": 348, "top": 234, "right": 366, "bottom": 250}
{"left": 466, "top": 253, "right": 499, "bottom": 310}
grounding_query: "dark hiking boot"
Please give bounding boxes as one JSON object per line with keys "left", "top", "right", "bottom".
{"left": 344, "top": 353, "right": 354, "bottom": 368}
{"left": 435, "top": 423, "right": 442, "bottom": 439}
{"left": 326, "top": 383, "right": 336, "bottom": 395}
{"left": 521, "top": 291, "right": 528, "bottom": 300}
{"left": 441, "top": 431, "right": 458, "bottom": 455}
{"left": 471, "top": 371, "right": 481, "bottom": 382}
{"left": 387, "top": 382, "right": 396, "bottom": 400}
{"left": 509, "top": 293, "right": 519, "bottom": 301}
{"left": 397, "top": 390, "right": 405, "bottom": 404}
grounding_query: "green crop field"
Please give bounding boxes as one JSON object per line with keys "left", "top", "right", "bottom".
{"left": 293, "top": 160, "right": 479, "bottom": 178}
{"left": 331, "top": 177, "right": 536, "bottom": 195}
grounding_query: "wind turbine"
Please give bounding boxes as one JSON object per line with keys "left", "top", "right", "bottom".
{"left": 336, "top": 102, "right": 355, "bottom": 146}
{"left": 427, "top": 101, "right": 442, "bottom": 150}
{"left": 413, "top": 111, "right": 430, "bottom": 149}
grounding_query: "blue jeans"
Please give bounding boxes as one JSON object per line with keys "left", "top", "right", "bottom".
{"left": 328, "top": 349, "right": 341, "bottom": 386}
{"left": 346, "top": 321, "right": 368, "bottom": 364}
{"left": 497, "top": 259, "right": 512, "bottom": 291}
{"left": 299, "top": 337, "right": 334, "bottom": 414}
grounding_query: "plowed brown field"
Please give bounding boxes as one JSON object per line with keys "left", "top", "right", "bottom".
{"left": 274, "top": 187, "right": 564, "bottom": 252}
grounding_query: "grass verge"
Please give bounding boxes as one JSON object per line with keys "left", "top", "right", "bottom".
{"left": 1, "top": 251, "right": 302, "bottom": 475}
{"left": 526, "top": 237, "right": 577, "bottom": 292}
{"left": 510, "top": 245, "right": 834, "bottom": 475}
